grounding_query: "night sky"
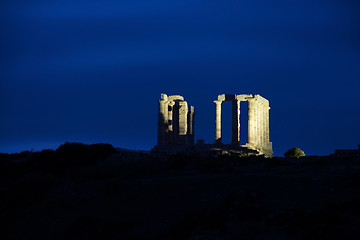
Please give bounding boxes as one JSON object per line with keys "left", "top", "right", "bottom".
{"left": 1, "top": 0, "right": 360, "bottom": 156}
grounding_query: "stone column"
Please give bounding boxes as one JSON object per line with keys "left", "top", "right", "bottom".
{"left": 258, "top": 103, "right": 263, "bottom": 151}
{"left": 168, "top": 102, "right": 174, "bottom": 132}
{"left": 157, "top": 98, "right": 168, "bottom": 146}
{"left": 247, "top": 99, "right": 256, "bottom": 147}
{"left": 265, "top": 106, "right": 270, "bottom": 151}
{"left": 263, "top": 105, "right": 267, "bottom": 151}
{"left": 255, "top": 101, "right": 259, "bottom": 148}
{"left": 261, "top": 104, "right": 265, "bottom": 151}
{"left": 258, "top": 102, "right": 262, "bottom": 149}
{"left": 214, "top": 100, "right": 222, "bottom": 144}
{"left": 167, "top": 101, "right": 175, "bottom": 145}
{"left": 231, "top": 100, "right": 240, "bottom": 145}
{"left": 188, "top": 106, "right": 195, "bottom": 145}
{"left": 178, "top": 101, "right": 188, "bottom": 145}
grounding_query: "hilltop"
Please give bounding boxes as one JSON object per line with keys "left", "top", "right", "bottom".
{"left": 1, "top": 142, "right": 360, "bottom": 239}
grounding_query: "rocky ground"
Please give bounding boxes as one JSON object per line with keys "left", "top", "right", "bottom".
{"left": 1, "top": 144, "right": 360, "bottom": 239}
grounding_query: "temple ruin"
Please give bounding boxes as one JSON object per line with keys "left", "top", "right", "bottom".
{"left": 214, "top": 94, "right": 273, "bottom": 157}
{"left": 155, "top": 93, "right": 272, "bottom": 157}
{"left": 156, "top": 94, "right": 195, "bottom": 148}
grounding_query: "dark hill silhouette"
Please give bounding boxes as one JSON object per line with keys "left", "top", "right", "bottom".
{"left": 1, "top": 143, "right": 360, "bottom": 239}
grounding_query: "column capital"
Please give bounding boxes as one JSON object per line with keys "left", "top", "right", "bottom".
{"left": 214, "top": 100, "right": 223, "bottom": 105}
{"left": 160, "top": 93, "right": 168, "bottom": 101}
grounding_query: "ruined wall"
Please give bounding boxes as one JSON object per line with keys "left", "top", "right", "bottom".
{"left": 214, "top": 94, "right": 273, "bottom": 157}
{"left": 157, "top": 94, "right": 195, "bottom": 148}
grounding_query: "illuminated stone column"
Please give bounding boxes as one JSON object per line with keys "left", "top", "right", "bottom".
{"left": 214, "top": 100, "right": 222, "bottom": 144}
{"left": 259, "top": 102, "right": 263, "bottom": 150}
{"left": 232, "top": 100, "right": 240, "bottom": 145}
{"left": 261, "top": 104, "right": 266, "bottom": 151}
{"left": 258, "top": 102, "right": 262, "bottom": 149}
{"left": 168, "top": 102, "right": 174, "bottom": 131}
{"left": 254, "top": 100, "right": 259, "bottom": 149}
{"left": 157, "top": 94, "right": 168, "bottom": 146}
{"left": 265, "top": 106, "right": 271, "bottom": 151}
{"left": 177, "top": 101, "right": 188, "bottom": 145}
{"left": 247, "top": 99, "right": 256, "bottom": 147}
{"left": 167, "top": 101, "right": 175, "bottom": 145}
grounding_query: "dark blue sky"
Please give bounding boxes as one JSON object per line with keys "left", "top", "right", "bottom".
{"left": 1, "top": 0, "right": 360, "bottom": 156}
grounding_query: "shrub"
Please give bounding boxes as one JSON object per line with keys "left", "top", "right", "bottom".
{"left": 29, "top": 142, "right": 117, "bottom": 173}
{"left": 30, "top": 149, "right": 63, "bottom": 173}
{"left": 284, "top": 147, "right": 305, "bottom": 158}
{"left": 0, "top": 151, "right": 32, "bottom": 162}
{"left": 56, "top": 142, "right": 117, "bottom": 167}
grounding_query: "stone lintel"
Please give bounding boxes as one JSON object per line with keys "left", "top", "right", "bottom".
{"left": 236, "top": 94, "right": 253, "bottom": 101}
{"left": 168, "top": 95, "right": 184, "bottom": 101}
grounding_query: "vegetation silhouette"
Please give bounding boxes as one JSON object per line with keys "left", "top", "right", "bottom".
{"left": 284, "top": 147, "right": 306, "bottom": 158}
